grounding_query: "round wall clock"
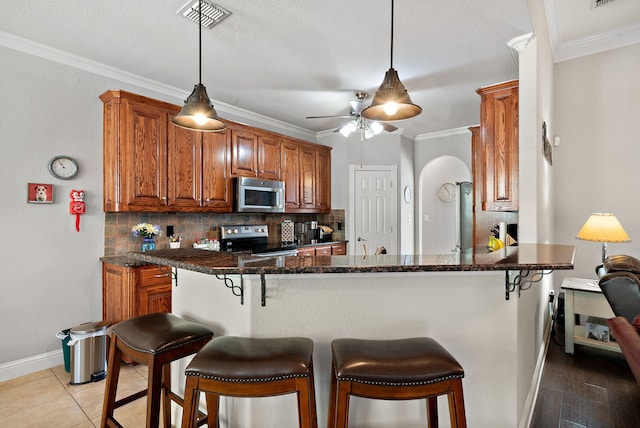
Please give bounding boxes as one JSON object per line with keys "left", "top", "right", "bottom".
{"left": 437, "top": 182, "right": 456, "bottom": 202}
{"left": 48, "top": 155, "right": 79, "bottom": 180}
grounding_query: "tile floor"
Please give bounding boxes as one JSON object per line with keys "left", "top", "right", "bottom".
{"left": 0, "top": 364, "right": 154, "bottom": 427}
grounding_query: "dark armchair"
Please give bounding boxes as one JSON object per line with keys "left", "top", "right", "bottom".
{"left": 598, "top": 255, "right": 640, "bottom": 385}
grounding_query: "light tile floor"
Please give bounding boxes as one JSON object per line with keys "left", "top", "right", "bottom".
{"left": 0, "top": 364, "right": 153, "bottom": 427}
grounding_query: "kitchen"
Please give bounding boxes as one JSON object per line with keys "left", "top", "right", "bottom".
{"left": 2, "top": 1, "right": 640, "bottom": 427}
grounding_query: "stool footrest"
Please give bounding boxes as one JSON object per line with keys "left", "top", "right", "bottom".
{"left": 114, "top": 389, "right": 147, "bottom": 408}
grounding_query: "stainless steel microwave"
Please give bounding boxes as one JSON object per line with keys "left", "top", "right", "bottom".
{"left": 235, "top": 177, "right": 285, "bottom": 213}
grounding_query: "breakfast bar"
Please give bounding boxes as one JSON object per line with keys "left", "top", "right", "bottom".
{"left": 129, "top": 244, "right": 574, "bottom": 427}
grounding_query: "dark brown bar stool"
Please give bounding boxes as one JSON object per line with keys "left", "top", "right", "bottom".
{"left": 181, "top": 336, "right": 318, "bottom": 428}
{"left": 100, "top": 312, "right": 213, "bottom": 428}
{"left": 328, "top": 337, "right": 466, "bottom": 428}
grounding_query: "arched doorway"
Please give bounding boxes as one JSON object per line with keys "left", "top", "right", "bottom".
{"left": 418, "top": 156, "right": 471, "bottom": 254}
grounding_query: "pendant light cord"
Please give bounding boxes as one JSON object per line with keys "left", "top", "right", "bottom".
{"left": 198, "top": 0, "right": 202, "bottom": 85}
{"left": 390, "top": 0, "right": 394, "bottom": 69}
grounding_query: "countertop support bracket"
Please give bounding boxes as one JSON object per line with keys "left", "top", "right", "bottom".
{"left": 505, "top": 270, "right": 553, "bottom": 300}
{"left": 159, "top": 265, "right": 178, "bottom": 287}
{"left": 216, "top": 275, "right": 244, "bottom": 304}
{"left": 261, "top": 274, "right": 266, "bottom": 307}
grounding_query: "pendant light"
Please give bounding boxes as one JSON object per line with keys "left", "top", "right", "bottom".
{"left": 172, "top": 0, "right": 226, "bottom": 132}
{"left": 361, "top": 0, "right": 422, "bottom": 122}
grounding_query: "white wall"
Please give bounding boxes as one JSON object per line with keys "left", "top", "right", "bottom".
{"left": 553, "top": 43, "right": 640, "bottom": 280}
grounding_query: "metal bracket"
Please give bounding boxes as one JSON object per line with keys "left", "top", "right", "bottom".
{"left": 215, "top": 275, "right": 244, "bottom": 304}
{"left": 158, "top": 266, "right": 178, "bottom": 287}
{"left": 505, "top": 270, "right": 553, "bottom": 300}
{"left": 261, "top": 274, "right": 266, "bottom": 307}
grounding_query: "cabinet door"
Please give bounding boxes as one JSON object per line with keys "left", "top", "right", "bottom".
{"left": 136, "top": 266, "right": 172, "bottom": 316}
{"left": 281, "top": 140, "right": 301, "bottom": 211}
{"left": 257, "top": 134, "right": 281, "bottom": 180}
{"left": 231, "top": 129, "right": 258, "bottom": 177}
{"left": 477, "top": 81, "right": 518, "bottom": 211}
{"left": 202, "top": 131, "right": 233, "bottom": 211}
{"left": 167, "top": 124, "right": 202, "bottom": 210}
{"left": 315, "top": 148, "right": 331, "bottom": 212}
{"left": 102, "top": 263, "right": 135, "bottom": 324}
{"left": 299, "top": 146, "right": 317, "bottom": 209}
{"left": 122, "top": 98, "right": 169, "bottom": 210}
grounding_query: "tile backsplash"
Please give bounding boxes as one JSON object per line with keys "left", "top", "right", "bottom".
{"left": 104, "top": 210, "right": 345, "bottom": 256}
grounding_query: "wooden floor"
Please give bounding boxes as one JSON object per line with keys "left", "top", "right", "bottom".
{"left": 531, "top": 325, "right": 640, "bottom": 427}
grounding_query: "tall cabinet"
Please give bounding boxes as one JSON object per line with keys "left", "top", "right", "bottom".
{"left": 476, "top": 80, "right": 519, "bottom": 212}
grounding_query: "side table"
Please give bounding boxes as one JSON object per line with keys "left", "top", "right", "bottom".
{"left": 561, "top": 277, "right": 620, "bottom": 354}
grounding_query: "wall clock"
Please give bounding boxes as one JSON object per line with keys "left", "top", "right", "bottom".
{"left": 48, "top": 155, "right": 78, "bottom": 180}
{"left": 437, "top": 182, "right": 456, "bottom": 202}
{"left": 403, "top": 186, "right": 412, "bottom": 203}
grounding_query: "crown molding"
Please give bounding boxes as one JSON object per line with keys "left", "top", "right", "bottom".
{"left": 0, "top": 30, "right": 316, "bottom": 141}
{"left": 415, "top": 126, "right": 472, "bottom": 142}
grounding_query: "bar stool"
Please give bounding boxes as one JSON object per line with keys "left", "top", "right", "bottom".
{"left": 100, "top": 312, "right": 213, "bottom": 428}
{"left": 181, "top": 336, "right": 318, "bottom": 428}
{"left": 328, "top": 337, "right": 466, "bottom": 428}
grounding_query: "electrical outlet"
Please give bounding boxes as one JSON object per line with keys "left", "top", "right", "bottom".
{"left": 167, "top": 225, "right": 174, "bottom": 236}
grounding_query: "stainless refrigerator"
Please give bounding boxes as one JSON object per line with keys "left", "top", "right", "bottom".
{"left": 455, "top": 181, "right": 473, "bottom": 253}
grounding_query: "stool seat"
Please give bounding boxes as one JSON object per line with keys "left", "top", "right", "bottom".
{"left": 100, "top": 313, "right": 213, "bottom": 428}
{"left": 181, "top": 336, "right": 318, "bottom": 428}
{"left": 332, "top": 337, "right": 464, "bottom": 385}
{"left": 110, "top": 312, "right": 214, "bottom": 355}
{"left": 329, "top": 337, "right": 466, "bottom": 428}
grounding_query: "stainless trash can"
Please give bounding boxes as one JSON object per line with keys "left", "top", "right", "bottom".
{"left": 68, "top": 321, "right": 107, "bottom": 385}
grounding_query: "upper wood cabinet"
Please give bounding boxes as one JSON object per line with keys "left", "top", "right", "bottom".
{"left": 101, "top": 89, "right": 328, "bottom": 214}
{"left": 476, "top": 80, "right": 519, "bottom": 211}
{"left": 101, "top": 90, "right": 232, "bottom": 213}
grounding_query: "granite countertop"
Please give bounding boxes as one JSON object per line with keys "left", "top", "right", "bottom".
{"left": 100, "top": 255, "right": 154, "bottom": 267}
{"left": 126, "top": 244, "right": 575, "bottom": 276}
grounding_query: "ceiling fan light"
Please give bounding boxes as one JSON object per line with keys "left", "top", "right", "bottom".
{"left": 172, "top": 84, "right": 227, "bottom": 132}
{"left": 364, "top": 128, "right": 375, "bottom": 139}
{"left": 370, "top": 121, "right": 384, "bottom": 135}
{"left": 339, "top": 121, "right": 357, "bottom": 137}
{"left": 361, "top": 68, "right": 422, "bottom": 121}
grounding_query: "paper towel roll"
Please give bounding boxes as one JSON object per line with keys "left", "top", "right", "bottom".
{"left": 499, "top": 222, "right": 506, "bottom": 244}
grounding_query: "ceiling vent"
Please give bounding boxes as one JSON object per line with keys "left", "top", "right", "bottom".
{"left": 177, "top": 0, "right": 231, "bottom": 29}
{"left": 592, "top": 0, "right": 616, "bottom": 8}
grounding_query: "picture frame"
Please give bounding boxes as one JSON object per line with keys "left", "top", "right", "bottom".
{"left": 27, "top": 183, "right": 53, "bottom": 203}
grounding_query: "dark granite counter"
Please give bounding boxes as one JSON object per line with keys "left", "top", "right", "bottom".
{"left": 126, "top": 243, "right": 575, "bottom": 275}
{"left": 99, "top": 255, "right": 153, "bottom": 267}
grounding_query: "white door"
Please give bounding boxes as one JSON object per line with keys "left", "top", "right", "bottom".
{"left": 350, "top": 166, "right": 398, "bottom": 255}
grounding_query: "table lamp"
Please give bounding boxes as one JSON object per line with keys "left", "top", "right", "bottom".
{"left": 576, "top": 213, "right": 631, "bottom": 262}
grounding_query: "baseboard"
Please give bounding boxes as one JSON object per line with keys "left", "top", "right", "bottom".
{"left": 0, "top": 349, "right": 63, "bottom": 382}
{"left": 519, "top": 318, "right": 553, "bottom": 428}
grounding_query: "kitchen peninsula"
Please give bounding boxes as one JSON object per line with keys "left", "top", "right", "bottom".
{"left": 129, "top": 244, "right": 574, "bottom": 427}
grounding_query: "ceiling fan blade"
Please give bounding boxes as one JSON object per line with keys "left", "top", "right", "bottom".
{"left": 305, "top": 115, "right": 353, "bottom": 119}
{"left": 381, "top": 122, "right": 398, "bottom": 132}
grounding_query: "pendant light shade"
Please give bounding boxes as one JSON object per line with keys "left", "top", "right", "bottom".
{"left": 361, "top": 0, "right": 421, "bottom": 122}
{"left": 172, "top": 83, "right": 226, "bottom": 131}
{"left": 171, "top": 0, "right": 226, "bottom": 132}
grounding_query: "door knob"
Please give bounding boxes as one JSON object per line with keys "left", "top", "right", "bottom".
{"left": 357, "top": 237, "right": 366, "bottom": 241}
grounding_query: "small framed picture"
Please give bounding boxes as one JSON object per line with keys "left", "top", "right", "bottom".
{"left": 27, "top": 183, "right": 53, "bottom": 203}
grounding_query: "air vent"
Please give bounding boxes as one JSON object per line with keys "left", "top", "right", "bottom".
{"left": 177, "top": 0, "right": 231, "bottom": 29}
{"left": 592, "top": 0, "right": 616, "bottom": 8}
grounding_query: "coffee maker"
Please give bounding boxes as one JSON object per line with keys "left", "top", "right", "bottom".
{"left": 307, "top": 221, "right": 319, "bottom": 244}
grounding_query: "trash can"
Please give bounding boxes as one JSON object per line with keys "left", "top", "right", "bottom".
{"left": 55, "top": 329, "right": 71, "bottom": 372}
{"left": 68, "top": 321, "right": 107, "bottom": 385}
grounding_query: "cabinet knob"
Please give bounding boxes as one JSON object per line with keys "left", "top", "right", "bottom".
{"left": 205, "top": 198, "right": 211, "bottom": 202}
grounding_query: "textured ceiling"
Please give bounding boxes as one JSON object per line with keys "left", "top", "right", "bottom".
{"left": 0, "top": 1, "right": 638, "bottom": 138}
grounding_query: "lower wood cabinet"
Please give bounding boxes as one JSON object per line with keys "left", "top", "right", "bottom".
{"left": 102, "top": 261, "right": 172, "bottom": 325}
{"left": 297, "top": 242, "right": 347, "bottom": 256}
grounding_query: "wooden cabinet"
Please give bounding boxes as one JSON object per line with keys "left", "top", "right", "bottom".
{"left": 281, "top": 139, "right": 301, "bottom": 210}
{"left": 101, "top": 90, "right": 232, "bottom": 213}
{"left": 297, "top": 242, "right": 347, "bottom": 256}
{"left": 102, "top": 261, "right": 172, "bottom": 324}
{"left": 299, "top": 145, "right": 317, "bottom": 209}
{"left": 281, "top": 140, "right": 331, "bottom": 213}
{"left": 257, "top": 134, "right": 281, "bottom": 180}
{"left": 315, "top": 148, "right": 331, "bottom": 212}
{"left": 230, "top": 126, "right": 281, "bottom": 180}
{"left": 476, "top": 80, "right": 519, "bottom": 211}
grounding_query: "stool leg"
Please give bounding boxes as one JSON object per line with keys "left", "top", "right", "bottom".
{"left": 294, "top": 376, "right": 317, "bottom": 428}
{"left": 447, "top": 379, "right": 467, "bottom": 428}
{"left": 327, "top": 364, "right": 338, "bottom": 428}
{"left": 427, "top": 396, "right": 438, "bottom": 428}
{"left": 100, "top": 336, "right": 122, "bottom": 428}
{"left": 181, "top": 376, "right": 202, "bottom": 428}
{"left": 162, "top": 363, "right": 172, "bottom": 428}
{"left": 146, "top": 360, "right": 163, "bottom": 428}
{"left": 334, "top": 380, "right": 352, "bottom": 428}
{"left": 205, "top": 391, "right": 220, "bottom": 428}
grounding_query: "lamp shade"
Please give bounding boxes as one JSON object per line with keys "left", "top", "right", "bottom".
{"left": 171, "top": 84, "right": 226, "bottom": 132}
{"left": 361, "top": 68, "right": 422, "bottom": 121}
{"left": 576, "top": 213, "right": 630, "bottom": 243}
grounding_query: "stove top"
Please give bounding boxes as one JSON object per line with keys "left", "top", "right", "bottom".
{"left": 219, "top": 224, "right": 296, "bottom": 254}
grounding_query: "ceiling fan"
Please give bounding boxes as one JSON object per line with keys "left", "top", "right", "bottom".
{"left": 306, "top": 91, "right": 398, "bottom": 140}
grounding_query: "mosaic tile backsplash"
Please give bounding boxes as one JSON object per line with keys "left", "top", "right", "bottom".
{"left": 104, "top": 210, "right": 346, "bottom": 256}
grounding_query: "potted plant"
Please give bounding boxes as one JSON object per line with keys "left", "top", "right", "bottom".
{"left": 169, "top": 234, "right": 182, "bottom": 249}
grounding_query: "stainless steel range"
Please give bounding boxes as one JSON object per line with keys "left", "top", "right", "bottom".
{"left": 220, "top": 224, "right": 297, "bottom": 256}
